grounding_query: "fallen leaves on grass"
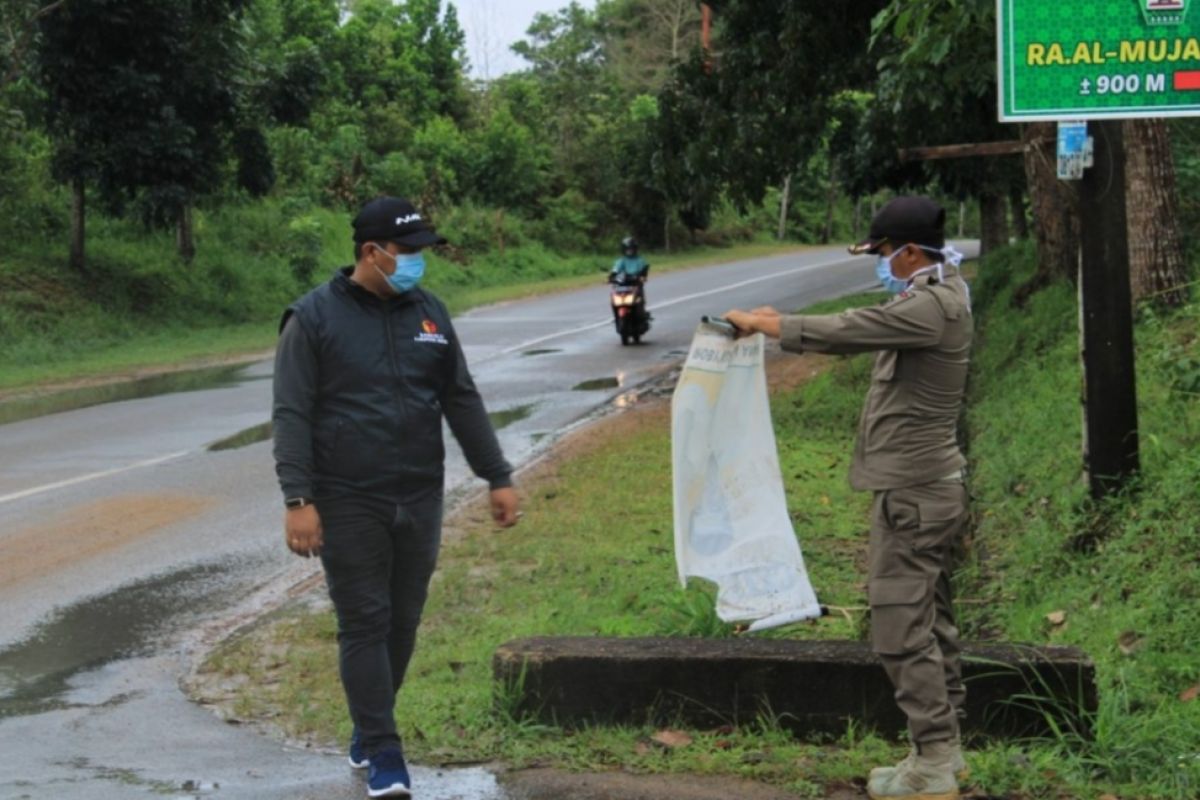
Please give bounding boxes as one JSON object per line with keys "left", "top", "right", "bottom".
{"left": 650, "top": 729, "right": 693, "bottom": 749}
{"left": 1117, "top": 630, "right": 1143, "bottom": 656}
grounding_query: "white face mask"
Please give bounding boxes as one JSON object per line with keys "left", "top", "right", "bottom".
{"left": 909, "top": 244, "right": 967, "bottom": 283}
{"left": 914, "top": 244, "right": 970, "bottom": 310}
{"left": 884, "top": 244, "right": 970, "bottom": 308}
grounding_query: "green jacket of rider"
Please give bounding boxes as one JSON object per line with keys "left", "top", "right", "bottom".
{"left": 611, "top": 255, "right": 649, "bottom": 282}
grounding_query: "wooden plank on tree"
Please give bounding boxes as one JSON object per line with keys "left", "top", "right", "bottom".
{"left": 899, "top": 140, "right": 1027, "bottom": 162}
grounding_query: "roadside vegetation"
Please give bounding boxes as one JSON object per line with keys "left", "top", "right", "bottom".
{"left": 197, "top": 244, "right": 1200, "bottom": 799}
{"left": 0, "top": 210, "right": 804, "bottom": 392}
{"left": 0, "top": 0, "right": 911, "bottom": 394}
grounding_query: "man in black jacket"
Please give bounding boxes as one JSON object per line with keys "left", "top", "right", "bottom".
{"left": 272, "top": 196, "right": 520, "bottom": 799}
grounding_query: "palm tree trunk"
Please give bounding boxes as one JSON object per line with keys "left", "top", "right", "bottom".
{"left": 1123, "top": 118, "right": 1187, "bottom": 306}
{"left": 1015, "top": 122, "right": 1081, "bottom": 306}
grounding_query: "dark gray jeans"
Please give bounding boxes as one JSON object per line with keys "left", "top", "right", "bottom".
{"left": 318, "top": 492, "right": 443, "bottom": 755}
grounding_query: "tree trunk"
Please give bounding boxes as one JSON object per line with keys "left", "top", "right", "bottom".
{"left": 1123, "top": 118, "right": 1187, "bottom": 306}
{"left": 853, "top": 197, "right": 862, "bottom": 239}
{"left": 821, "top": 161, "right": 837, "bottom": 244}
{"left": 663, "top": 202, "right": 671, "bottom": 253}
{"left": 70, "top": 176, "right": 85, "bottom": 273}
{"left": 1010, "top": 186, "right": 1029, "bottom": 239}
{"left": 777, "top": 173, "right": 792, "bottom": 241}
{"left": 979, "top": 190, "right": 1008, "bottom": 256}
{"left": 958, "top": 201, "right": 966, "bottom": 238}
{"left": 1015, "top": 121, "right": 1081, "bottom": 306}
{"left": 177, "top": 204, "right": 195, "bottom": 261}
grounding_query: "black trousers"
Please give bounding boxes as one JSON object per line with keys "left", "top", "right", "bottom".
{"left": 317, "top": 492, "right": 443, "bottom": 755}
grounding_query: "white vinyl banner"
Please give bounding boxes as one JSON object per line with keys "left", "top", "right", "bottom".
{"left": 671, "top": 325, "right": 822, "bottom": 632}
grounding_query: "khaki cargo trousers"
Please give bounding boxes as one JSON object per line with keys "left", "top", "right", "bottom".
{"left": 868, "top": 479, "right": 969, "bottom": 744}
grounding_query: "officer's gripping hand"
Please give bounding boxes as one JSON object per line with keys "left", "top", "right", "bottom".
{"left": 490, "top": 487, "right": 521, "bottom": 529}
{"left": 285, "top": 504, "right": 324, "bottom": 558}
{"left": 723, "top": 309, "right": 782, "bottom": 340}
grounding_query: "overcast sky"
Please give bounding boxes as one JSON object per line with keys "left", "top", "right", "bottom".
{"left": 455, "top": 0, "right": 596, "bottom": 79}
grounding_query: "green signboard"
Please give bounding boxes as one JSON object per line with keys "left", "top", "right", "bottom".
{"left": 998, "top": 0, "right": 1200, "bottom": 120}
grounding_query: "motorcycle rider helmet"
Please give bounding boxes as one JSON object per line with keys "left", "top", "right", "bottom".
{"left": 621, "top": 236, "right": 639, "bottom": 257}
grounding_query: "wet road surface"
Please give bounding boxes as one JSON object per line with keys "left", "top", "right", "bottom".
{"left": 0, "top": 245, "right": 976, "bottom": 798}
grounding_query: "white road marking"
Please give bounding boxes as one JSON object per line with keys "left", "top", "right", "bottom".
{"left": 496, "top": 254, "right": 868, "bottom": 354}
{"left": 0, "top": 450, "right": 191, "bottom": 506}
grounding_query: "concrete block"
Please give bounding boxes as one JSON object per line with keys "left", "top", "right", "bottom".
{"left": 493, "top": 637, "right": 1096, "bottom": 740}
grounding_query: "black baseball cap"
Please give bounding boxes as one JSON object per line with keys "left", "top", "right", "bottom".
{"left": 352, "top": 197, "right": 448, "bottom": 247}
{"left": 849, "top": 196, "right": 945, "bottom": 255}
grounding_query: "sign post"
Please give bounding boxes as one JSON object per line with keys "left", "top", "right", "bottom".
{"left": 1077, "top": 121, "right": 1140, "bottom": 496}
{"left": 995, "top": 0, "right": 1200, "bottom": 496}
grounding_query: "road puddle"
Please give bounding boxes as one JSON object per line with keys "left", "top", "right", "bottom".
{"left": 520, "top": 348, "right": 562, "bottom": 357}
{"left": 208, "top": 421, "right": 273, "bottom": 451}
{"left": 572, "top": 377, "right": 620, "bottom": 391}
{"left": 0, "top": 363, "right": 265, "bottom": 426}
{"left": 489, "top": 404, "right": 535, "bottom": 430}
{"left": 0, "top": 556, "right": 265, "bottom": 719}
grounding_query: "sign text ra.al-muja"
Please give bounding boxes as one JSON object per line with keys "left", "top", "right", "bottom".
{"left": 998, "top": 0, "right": 1200, "bottom": 120}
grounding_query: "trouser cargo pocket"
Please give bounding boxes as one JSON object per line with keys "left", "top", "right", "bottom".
{"left": 869, "top": 576, "right": 933, "bottom": 655}
{"left": 914, "top": 500, "right": 966, "bottom": 552}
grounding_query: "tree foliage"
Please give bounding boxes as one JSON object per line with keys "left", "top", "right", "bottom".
{"left": 655, "top": 0, "right": 889, "bottom": 230}
{"left": 10, "top": 0, "right": 1190, "bottom": 289}
{"left": 36, "top": 0, "right": 257, "bottom": 262}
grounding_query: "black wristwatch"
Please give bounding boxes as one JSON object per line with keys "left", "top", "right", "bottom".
{"left": 285, "top": 496, "right": 312, "bottom": 510}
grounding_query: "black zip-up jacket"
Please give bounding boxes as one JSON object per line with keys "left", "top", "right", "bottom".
{"left": 272, "top": 268, "right": 512, "bottom": 503}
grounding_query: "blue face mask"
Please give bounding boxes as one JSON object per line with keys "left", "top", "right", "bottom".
{"left": 373, "top": 246, "right": 426, "bottom": 293}
{"left": 875, "top": 251, "right": 909, "bottom": 295}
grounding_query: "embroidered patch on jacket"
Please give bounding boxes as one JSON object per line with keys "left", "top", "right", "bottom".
{"left": 415, "top": 319, "right": 449, "bottom": 344}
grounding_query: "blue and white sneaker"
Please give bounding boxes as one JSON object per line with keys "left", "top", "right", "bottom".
{"left": 367, "top": 747, "right": 411, "bottom": 798}
{"left": 348, "top": 728, "right": 369, "bottom": 770}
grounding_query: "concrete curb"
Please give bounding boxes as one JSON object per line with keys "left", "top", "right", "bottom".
{"left": 494, "top": 637, "right": 1096, "bottom": 741}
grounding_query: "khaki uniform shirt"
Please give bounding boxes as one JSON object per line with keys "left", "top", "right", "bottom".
{"left": 779, "top": 273, "right": 973, "bottom": 491}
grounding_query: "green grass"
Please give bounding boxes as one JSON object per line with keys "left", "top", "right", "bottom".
{"left": 954, "top": 242, "right": 1200, "bottom": 798}
{"left": 0, "top": 323, "right": 277, "bottom": 393}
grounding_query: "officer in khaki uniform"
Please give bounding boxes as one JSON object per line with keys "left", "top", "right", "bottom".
{"left": 725, "top": 196, "right": 971, "bottom": 800}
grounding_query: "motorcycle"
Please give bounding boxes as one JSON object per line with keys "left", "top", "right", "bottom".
{"left": 608, "top": 273, "right": 651, "bottom": 346}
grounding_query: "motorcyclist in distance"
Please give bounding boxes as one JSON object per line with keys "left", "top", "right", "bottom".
{"left": 609, "top": 236, "right": 649, "bottom": 288}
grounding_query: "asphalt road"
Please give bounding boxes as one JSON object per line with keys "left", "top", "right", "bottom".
{"left": 0, "top": 244, "right": 975, "bottom": 799}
